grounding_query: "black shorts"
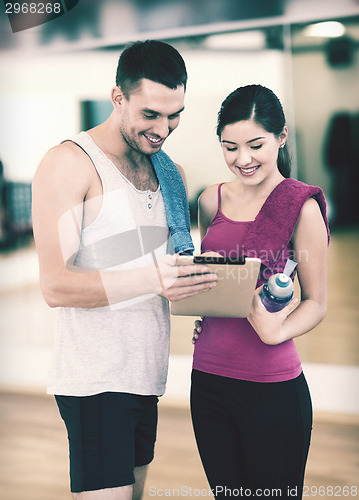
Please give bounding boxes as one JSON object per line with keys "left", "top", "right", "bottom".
{"left": 55, "top": 392, "right": 158, "bottom": 493}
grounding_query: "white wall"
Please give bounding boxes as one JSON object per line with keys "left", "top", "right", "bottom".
{"left": 0, "top": 48, "right": 286, "bottom": 198}
{"left": 0, "top": 51, "right": 118, "bottom": 181}
{"left": 1, "top": 40, "right": 358, "bottom": 199}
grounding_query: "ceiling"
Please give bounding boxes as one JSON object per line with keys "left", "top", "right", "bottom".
{"left": 0, "top": 0, "right": 359, "bottom": 54}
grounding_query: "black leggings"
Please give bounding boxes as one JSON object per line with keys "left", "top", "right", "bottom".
{"left": 190, "top": 370, "right": 312, "bottom": 499}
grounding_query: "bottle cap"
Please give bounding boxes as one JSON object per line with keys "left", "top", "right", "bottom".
{"left": 275, "top": 274, "right": 290, "bottom": 287}
{"left": 267, "top": 273, "right": 294, "bottom": 298}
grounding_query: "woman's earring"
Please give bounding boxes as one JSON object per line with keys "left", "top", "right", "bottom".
{"left": 280, "top": 142, "right": 286, "bottom": 149}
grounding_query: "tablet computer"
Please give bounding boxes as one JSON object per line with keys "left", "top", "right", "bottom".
{"left": 171, "top": 255, "right": 261, "bottom": 318}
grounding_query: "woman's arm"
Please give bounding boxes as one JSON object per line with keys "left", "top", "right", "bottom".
{"left": 248, "top": 197, "right": 328, "bottom": 345}
{"left": 198, "top": 185, "right": 220, "bottom": 240}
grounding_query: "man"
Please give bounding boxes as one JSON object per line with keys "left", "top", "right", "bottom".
{"left": 32, "top": 40, "right": 217, "bottom": 499}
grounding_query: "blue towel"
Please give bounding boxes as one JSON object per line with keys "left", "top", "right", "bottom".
{"left": 151, "top": 149, "right": 194, "bottom": 255}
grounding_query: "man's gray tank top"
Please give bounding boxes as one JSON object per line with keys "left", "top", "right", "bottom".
{"left": 47, "top": 132, "right": 171, "bottom": 397}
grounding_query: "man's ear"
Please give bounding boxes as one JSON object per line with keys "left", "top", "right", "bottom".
{"left": 111, "top": 86, "right": 124, "bottom": 108}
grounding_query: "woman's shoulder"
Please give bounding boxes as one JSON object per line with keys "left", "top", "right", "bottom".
{"left": 198, "top": 184, "right": 222, "bottom": 226}
{"left": 275, "top": 178, "right": 327, "bottom": 210}
{"left": 298, "top": 196, "right": 324, "bottom": 220}
{"left": 279, "top": 178, "right": 330, "bottom": 242}
{"left": 199, "top": 183, "right": 220, "bottom": 206}
{"left": 281, "top": 177, "right": 324, "bottom": 194}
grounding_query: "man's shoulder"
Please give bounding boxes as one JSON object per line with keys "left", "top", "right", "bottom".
{"left": 43, "top": 139, "right": 93, "bottom": 170}
{"left": 33, "top": 139, "right": 95, "bottom": 191}
{"left": 48, "top": 139, "right": 88, "bottom": 160}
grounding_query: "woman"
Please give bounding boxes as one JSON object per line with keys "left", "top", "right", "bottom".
{"left": 190, "top": 85, "right": 329, "bottom": 499}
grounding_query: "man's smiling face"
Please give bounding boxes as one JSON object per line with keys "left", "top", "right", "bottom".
{"left": 118, "top": 78, "right": 185, "bottom": 155}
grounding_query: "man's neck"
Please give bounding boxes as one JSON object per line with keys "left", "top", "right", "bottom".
{"left": 87, "top": 120, "right": 129, "bottom": 156}
{"left": 86, "top": 122, "right": 158, "bottom": 192}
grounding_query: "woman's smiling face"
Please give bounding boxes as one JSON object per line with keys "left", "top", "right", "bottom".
{"left": 220, "top": 119, "right": 287, "bottom": 184}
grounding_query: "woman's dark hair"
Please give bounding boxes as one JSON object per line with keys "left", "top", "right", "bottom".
{"left": 116, "top": 40, "right": 188, "bottom": 98}
{"left": 217, "top": 84, "right": 291, "bottom": 178}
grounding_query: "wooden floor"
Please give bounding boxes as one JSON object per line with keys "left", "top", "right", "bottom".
{"left": 0, "top": 229, "right": 358, "bottom": 499}
{"left": 0, "top": 391, "right": 358, "bottom": 500}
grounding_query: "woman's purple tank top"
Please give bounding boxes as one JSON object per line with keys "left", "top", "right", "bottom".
{"left": 193, "top": 179, "right": 329, "bottom": 382}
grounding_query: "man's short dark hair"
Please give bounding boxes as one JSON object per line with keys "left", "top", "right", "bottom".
{"left": 116, "top": 40, "right": 187, "bottom": 98}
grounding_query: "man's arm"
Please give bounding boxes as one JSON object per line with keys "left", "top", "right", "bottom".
{"left": 32, "top": 145, "right": 217, "bottom": 309}
{"left": 32, "top": 142, "right": 122, "bottom": 308}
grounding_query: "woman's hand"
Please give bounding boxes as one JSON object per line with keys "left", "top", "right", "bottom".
{"left": 192, "top": 318, "right": 203, "bottom": 344}
{"left": 247, "top": 286, "right": 298, "bottom": 345}
{"left": 200, "top": 251, "right": 223, "bottom": 258}
{"left": 249, "top": 198, "right": 328, "bottom": 345}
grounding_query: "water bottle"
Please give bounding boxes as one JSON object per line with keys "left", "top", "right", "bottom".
{"left": 260, "top": 273, "right": 294, "bottom": 313}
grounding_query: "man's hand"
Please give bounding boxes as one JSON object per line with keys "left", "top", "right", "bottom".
{"left": 157, "top": 254, "right": 218, "bottom": 302}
